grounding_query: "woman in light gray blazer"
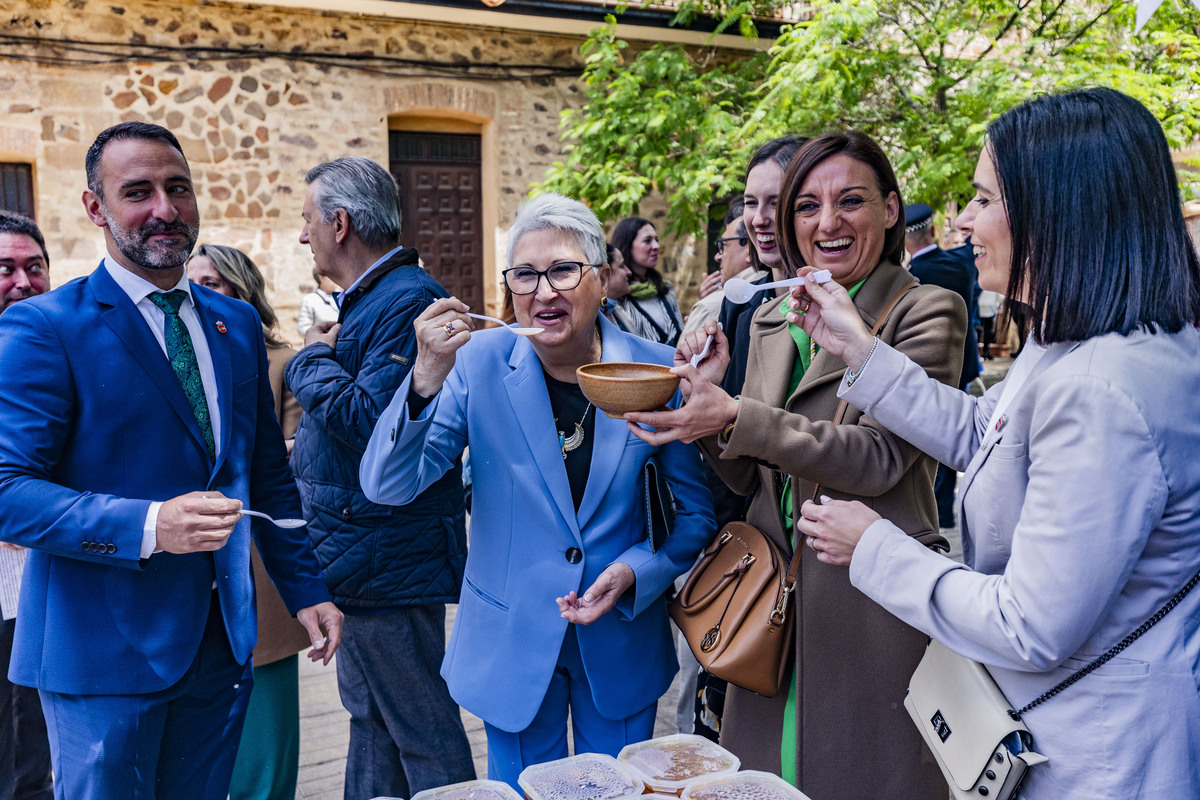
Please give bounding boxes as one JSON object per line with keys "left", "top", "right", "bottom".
{"left": 790, "top": 88, "right": 1200, "bottom": 799}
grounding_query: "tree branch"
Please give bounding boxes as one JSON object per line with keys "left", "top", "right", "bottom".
{"left": 970, "top": 0, "right": 1037, "bottom": 65}
{"left": 1050, "top": 1, "right": 1125, "bottom": 57}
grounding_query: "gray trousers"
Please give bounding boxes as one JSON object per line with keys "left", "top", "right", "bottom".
{"left": 336, "top": 606, "right": 475, "bottom": 800}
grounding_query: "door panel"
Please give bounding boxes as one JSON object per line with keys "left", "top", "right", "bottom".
{"left": 390, "top": 132, "right": 483, "bottom": 312}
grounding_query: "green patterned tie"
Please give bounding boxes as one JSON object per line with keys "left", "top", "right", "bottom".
{"left": 148, "top": 290, "right": 216, "bottom": 461}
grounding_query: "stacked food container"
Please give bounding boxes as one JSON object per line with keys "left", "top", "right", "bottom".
{"left": 617, "top": 734, "right": 738, "bottom": 796}
{"left": 397, "top": 735, "right": 814, "bottom": 800}
{"left": 519, "top": 753, "right": 644, "bottom": 800}
{"left": 410, "top": 779, "right": 524, "bottom": 800}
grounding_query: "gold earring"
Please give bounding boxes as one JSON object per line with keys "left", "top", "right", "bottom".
{"left": 601, "top": 295, "right": 608, "bottom": 305}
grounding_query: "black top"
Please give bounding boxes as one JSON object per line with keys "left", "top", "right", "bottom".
{"left": 543, "top": 370, "right": 595, "bottom": 511}
{"left": 718, "top": 272, "right": 776, "bottom": 397}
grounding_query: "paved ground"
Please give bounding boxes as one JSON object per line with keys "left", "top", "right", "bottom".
{"left": 295, "top": 355, "right": 1013, "bottom": 799}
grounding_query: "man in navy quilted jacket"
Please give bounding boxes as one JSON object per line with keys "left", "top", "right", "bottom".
{"left": 285, "top": 157, "right": 474, "bottom": 800}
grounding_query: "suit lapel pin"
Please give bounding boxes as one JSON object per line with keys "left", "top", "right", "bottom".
{"left": 215, "top": 321, "right": 227, "bottom": 334}
{"left": 994, "top": 414, "right": 1006, "bottom": 432}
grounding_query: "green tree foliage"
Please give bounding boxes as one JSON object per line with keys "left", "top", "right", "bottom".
{"left": 536, "top": 15, "right": 769, "bottom": 236}
{"left": 538, "top": 0, "right": 1200, "bottom": 236}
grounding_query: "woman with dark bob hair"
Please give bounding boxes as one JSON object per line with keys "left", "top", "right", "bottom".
{"left": 627, "top": 132, "right": 966, "bottom": 798}
{"left": 610, "top": 216, "right": 683, "bottom": 345}
{"left": 796, "top": 88, "right": 1200, "bottom": 798}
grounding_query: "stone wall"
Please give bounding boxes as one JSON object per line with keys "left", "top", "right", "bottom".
{"left": 0, "top": 0, "right": 711, "bottom": 340}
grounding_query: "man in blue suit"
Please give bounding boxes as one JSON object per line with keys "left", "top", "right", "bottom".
{"left": 905, "top": 203, "right": 981, "bottom": 528}
{"left": 0, "top": 122, "right": 342, "bottom": 800}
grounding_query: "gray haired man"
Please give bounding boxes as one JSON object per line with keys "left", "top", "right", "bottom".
{"left": 285, "top": 157, "right": 475, "bottom": 799}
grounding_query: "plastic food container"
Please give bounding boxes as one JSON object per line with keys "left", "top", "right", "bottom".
{"left": 617, "top": 735, "right": 740, "bottom": 795}
{"left": 518, "top": 753, "right": 644, "bottom": 800}
{"left": 410, "top": 780, "right": 524, "bottom": 800}
{"left": 680, "top": 770, "right": 813, "bottom": 800}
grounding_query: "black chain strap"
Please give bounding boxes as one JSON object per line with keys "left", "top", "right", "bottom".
{"left": 1010, "top": 568, "right": 1200, "bottom": 720}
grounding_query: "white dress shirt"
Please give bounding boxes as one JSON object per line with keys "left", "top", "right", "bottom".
{"left": 0, "top": 547, "right": 24, "bottom": 620}
{"left": 907, "top": 243, "right": 938, "bottom": 265}
{"left": 103, "top": 258, "right": 222, "bottom": 557}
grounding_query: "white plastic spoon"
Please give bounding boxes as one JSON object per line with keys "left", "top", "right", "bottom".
{"left": 241, "top": 509, "right": 307, "bottom": 529}
{"left": 722, "top": 269, "right": 834, "bottom": 304}
{"left": 690, "top": 322, "right": 723, "bottom": 368}
{"left": 464, "top": 311, "right": 544, "bottom": 336}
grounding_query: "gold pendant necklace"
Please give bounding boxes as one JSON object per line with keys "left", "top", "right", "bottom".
{"left": 557, "top": 402, "right": 593, "bottom": 460}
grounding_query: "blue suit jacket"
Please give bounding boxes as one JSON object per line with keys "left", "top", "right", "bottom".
{"left": 0, "top": 264, "right": 330, "bottom": 695}
{"left": 361, "top": 316, "right": 716, "bottom": 732}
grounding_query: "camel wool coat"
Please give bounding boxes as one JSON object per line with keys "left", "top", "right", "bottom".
{"left": 698, "top": 260, "right": 965, "bottom": 800}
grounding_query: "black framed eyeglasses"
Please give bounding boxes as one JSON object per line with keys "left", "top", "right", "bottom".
{"left": 715, "top": 236, "right": 749, "bottom": 255}
{"left": 502, "top": 262, "right": 597, "bottom": 295}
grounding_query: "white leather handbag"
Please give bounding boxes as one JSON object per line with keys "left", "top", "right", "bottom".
{"left": 907, "top": 567, "right": 1199, "bottom": 799}
{"left": 905, "top": 639, "right": 1047, "bottom": 800}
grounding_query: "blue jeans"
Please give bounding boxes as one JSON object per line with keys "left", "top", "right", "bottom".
{"left": 336, "top": 607, "right": 475, "bottom": 800}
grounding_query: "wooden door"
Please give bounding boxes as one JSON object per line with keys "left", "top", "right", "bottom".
{"left": 390, "top": 132, "right": 483, "bottom": 312}
{"left": 0, "top": 163, "right": 35, "bottom": 218}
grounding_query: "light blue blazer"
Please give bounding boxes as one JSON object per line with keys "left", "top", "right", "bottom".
{"left": 841, "top": 329, "right": 1200, "bottom": 799}
{"left": 361, "top": 315, "right": 716, "bottom": 732}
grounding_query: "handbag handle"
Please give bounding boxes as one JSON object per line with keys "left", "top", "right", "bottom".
{"left": 778, "top": 282, "right": 918, "bottom": 601}
{"left": 673, "top": 530, "right": 758, "bottom": 611}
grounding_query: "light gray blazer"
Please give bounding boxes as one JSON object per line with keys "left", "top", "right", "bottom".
{"left": 840, "top": 328, "right": 1200, "bottom": 799}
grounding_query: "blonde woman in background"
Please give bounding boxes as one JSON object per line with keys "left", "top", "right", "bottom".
{"left": 187, "top": 243, "right": 307, "bottom": 800}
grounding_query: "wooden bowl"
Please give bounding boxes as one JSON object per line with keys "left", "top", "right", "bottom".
{"left": 576, "top": 362, "right": 680, "bottom": 418}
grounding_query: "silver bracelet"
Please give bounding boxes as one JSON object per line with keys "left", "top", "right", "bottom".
{"left": 844, "top": 337, "right": 879, "bottom": 387}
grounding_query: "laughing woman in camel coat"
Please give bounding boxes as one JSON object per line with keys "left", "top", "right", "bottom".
{"left": 627, "top": 132, "right": 964, "bottom": 800}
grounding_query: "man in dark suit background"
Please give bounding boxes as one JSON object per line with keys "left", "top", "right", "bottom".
{"left": 905, "top": 203, "right": 982, "bottom": 529}
{"left": 0, "top": 122, "right": 342, "bottom": 800}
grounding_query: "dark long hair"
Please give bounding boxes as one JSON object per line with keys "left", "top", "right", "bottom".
{"left": 777, "top": 131, "right": 906, "bottom": 274}
{"left": 745, "top": 136, "right": 807, "bottom": 272}
{"left": 988, "top": 87, "right": 1200, "bottom": 343}
{"left": 746, "top": 135, "right": 808, "bottom": 179}
{"left": 611, "top": 216, "right": 668, "bottom": 297}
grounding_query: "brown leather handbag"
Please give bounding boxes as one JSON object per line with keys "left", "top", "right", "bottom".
{"left": 669, "top": 520, "right": 799, "bottom": 697}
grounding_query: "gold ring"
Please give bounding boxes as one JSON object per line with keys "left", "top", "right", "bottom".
{"left": 443, "top": 322, "right": 455, "bottom": 340}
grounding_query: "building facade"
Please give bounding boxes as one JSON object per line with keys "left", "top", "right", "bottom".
{"left": 0, "top": 0, "right": 766, "bottom": 336}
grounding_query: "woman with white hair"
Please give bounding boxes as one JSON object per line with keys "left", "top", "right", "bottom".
{"left": 360, "top": 193, "right": 716, "bottom": 789}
